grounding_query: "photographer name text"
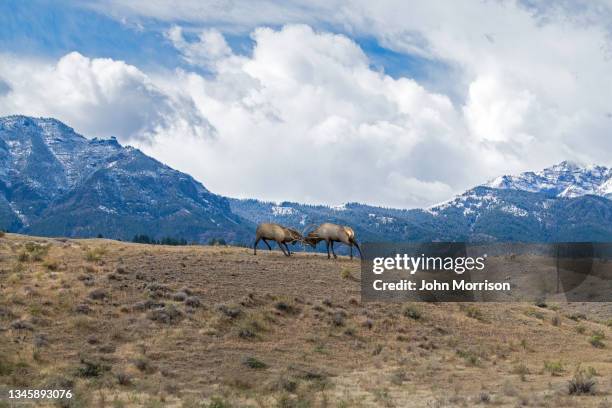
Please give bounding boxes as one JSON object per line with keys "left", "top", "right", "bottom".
{"left": 372, "top": 279, "right": 511, "bottom": 292}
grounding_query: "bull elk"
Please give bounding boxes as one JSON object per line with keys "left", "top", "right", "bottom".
{"left": 304, "top": 223, "right": 362, "bottom": 260}
{"left": 253, "top": 223, "right": 302, "bottom": 256}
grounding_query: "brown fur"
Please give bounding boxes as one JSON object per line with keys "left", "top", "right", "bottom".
{"left": 254, "top": 223, "right": 303, "bottom": 256}
{"left": 304, "top": 223, "right": 362, "bottom": 259}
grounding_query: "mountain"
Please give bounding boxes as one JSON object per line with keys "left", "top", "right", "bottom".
{"left": 485, "top": 160, "right": 612, "bottom": 198}
{"left": 228, "top": 199, "right": 443, "bottom": 243}
{"left": 2, "top": 114, "right": 612, "bottom": 245}
{"left": 0, "top": 115, "right": 252, "bottom": 243}
{"left": 231, "top": 162, "right": 612, "bottom": 243}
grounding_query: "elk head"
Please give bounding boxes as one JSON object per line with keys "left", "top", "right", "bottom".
{"left": 284, "top": 227, "right": 304, "bottom": 244}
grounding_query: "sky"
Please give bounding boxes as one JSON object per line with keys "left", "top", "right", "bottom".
{"left": 1, "top": 0, "right": 612, "bottom": 208}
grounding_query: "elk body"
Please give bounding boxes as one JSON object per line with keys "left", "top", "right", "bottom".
{"left": 304, "top": 223, "right": 362, "bottom": 259}
{"left": 253, "top": 223, "right": 302, "bottom": 256}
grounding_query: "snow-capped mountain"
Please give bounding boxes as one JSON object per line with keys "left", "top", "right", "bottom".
{"left": 484, "top": 161, "right": 612, "bottom": 198}
{"left": 0, "top": 115, "right": 252, "bottom": 242}
{"left": 232, "top": 161, "right": 612, "bottom": 243}
{"left": 2, "top": 115, "right": 612, "bottom": 243}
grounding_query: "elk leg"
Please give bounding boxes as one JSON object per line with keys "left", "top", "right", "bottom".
{"left": 330, "top": 241, "right": 337, "bottom": 259}
{"left": 284, "top": 242, "right": 292, "bottom": 256}
{"left": 339, "top": 237, "right": 352, "bottom": 259}
{"left": 326, "top": 240, "right": 331, "bottom": 259}
{"left": 263, "top": 239, "right": 272, "bottom": 250}
{"left": 277, "top": 240, "right": 289, "bottom": 256}
{"left": 254, "top": 237, "right": 260, "bottom": 255}
{"left": 352, "top": 240, "right": 363, "bottom": 259}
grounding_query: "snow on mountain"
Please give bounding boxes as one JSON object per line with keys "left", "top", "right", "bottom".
{"left": 0, "top": 115, "right": 252, "bottom": 242}
{"left": 271, "top": 205, "right": 297, "bottom": 216}
{"left": 3, "top": 115, "right": 612, "bottom": 243}
{"left": 484, "top": 161, "right": 612, "bottom": 198}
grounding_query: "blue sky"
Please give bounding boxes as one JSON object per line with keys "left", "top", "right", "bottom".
{"left": 0, "top": 0, "right": 447, "bottom": 84}
{"left": 0, "top": 1, "right": 184, "bottom": 69}
{"left": 1, "top": 0, "right": 611, "bottom": 208}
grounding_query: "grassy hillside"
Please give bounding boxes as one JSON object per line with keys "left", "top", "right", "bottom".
{"left": 0, "top": 234, "right": 610, "bottom": 407}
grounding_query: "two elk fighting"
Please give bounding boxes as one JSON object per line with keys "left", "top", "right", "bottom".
{"left": 253, "top": 222, "right": 362, "bottom": 260}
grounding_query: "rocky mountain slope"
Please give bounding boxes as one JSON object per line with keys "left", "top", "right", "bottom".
{"left": 0, "top": 115, "right": 252, "bottom": 243}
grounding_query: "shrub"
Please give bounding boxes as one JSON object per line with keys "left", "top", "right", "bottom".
{"left": 478, "top": 392, "right": 491, "bottom": 404}
{"left": 206, "top": 396, "right": 231, "bottom": 408}
{"left": 525, "top": 309, "right": 544, "bottom": 320}
{"left": 340, "top": 267, "right": 352, "bottom": 279}
{"left": 238, "top": 327, "right": 257, "bottom": 339}
{"left": 236, "top": 315, "right": 266, "bottom": 340}
{"left": 274, "top": 300, "right": 298, "bottom": 315}
{"left": 216, "top": 304, "right": 241, "bottom": 319}
{"left": 0, "top": 356, "right": 14, "bottom": 376}
{"left": 85, "top": 247, "right": 106, "bottom": 262}
{"left": 568, "top": 369, "right": 596, "bottom": 395}
{"left": 389, "top": 368, "right": 408, "bottom": 385}
{"left": 24, "top": 242, "right": 49, "bottom": 261}
{"left": 456, "top": 349, "right": 480, "bottom": 366}
{"left": 147, "top": 305, "right": 184, "bottom": 324}
{"left": 512, "top": 363, "right": 530, "bottom": 381}
{"left": 535, "top": 300, "right": 547, "bottom": 308}
{"left": 343, "top": 327, "right": 356, "bottom": 337}
{"left": 77, "top": 358, "right": 108, "bottom": 378}
{"left": 403, "top": 305, "right": 422, "bottom": 320}
{"left": 242, "top": 356, "right": 267, "bottom": 369}
{"left": 332, "top": 311, "right": 345, "bottom": 327}
{"left": 568, "top": 312, "right": 587, "bottom": 321}
{"left": 464, "top": 305, "right": 484, "bottom": 321}
{"left": 185, "top": 296, "right": 202, "bottom": 308}
{"left": 43, "top": 258, "right": 59, "bottom": 271}
{"left": 589, "top": 331, "right": 606, "bottom": 348}
{"left": 133, "top": 356, "right": 153, "bottom": 373}
{"left": 275, "top": 374, "right": 299, "bottom": 392}
{"left": 88, "top": 288, "right": 107, "bottom": 300}
{"left": 544, "top": 360, "right": 564, "bottom": 376}
{"left": 172, "top": 291, "right": 187, "bottom": 302}
{"left": 115, "top": 371, "right": 133, "bottom": 386}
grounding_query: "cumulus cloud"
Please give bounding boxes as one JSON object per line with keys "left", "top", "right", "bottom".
{"left": 165, "top": 26, "right": 233, "bottom": 70}
{"left": 0, "top": 51, "right": 208, "bottom": 142}
{"left": 133, "top": 24, "right": 478, "bottom": 208}
{"left": 3, "top": 0, "right": 612, "bottom": 208}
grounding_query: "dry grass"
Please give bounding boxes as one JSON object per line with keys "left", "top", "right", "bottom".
{"left": 0, "top": 233, "right": 610, "bottom": 407}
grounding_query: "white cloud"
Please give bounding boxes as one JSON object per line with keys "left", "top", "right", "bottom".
{"left": 4, "top": 0, "right": 612, "bottom": 208}
{"left": 137, "top": 24, "right": 469, "bottom": 208}
{"left": 165, "top": 26, "right": 233, "bottom": 70}
{"left": 0, "top": 52, "right": 181, "bottom": 141}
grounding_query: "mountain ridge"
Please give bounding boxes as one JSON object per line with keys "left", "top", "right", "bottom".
{"left": 229, "top": 162, "right": 612, "bottom": 243}
{"left": 2, "top": 114, "right": 612, "bottom": 244}
{"left": 0, "top": 115, "right": 253, "bottom": 243}
{"left": 484, "top": 160, "right": 612, "bottom": 198}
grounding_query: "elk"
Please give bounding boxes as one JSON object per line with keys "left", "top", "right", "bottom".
{"left": 304, "top": 223, "right": 362, "bottom": 260}
{"left": 253, "top": 223, "right": 303, "bottom": 256}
